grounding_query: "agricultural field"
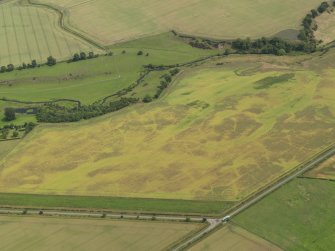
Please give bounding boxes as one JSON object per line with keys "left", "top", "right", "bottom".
{"left": 305, "top": 156, "right": 335, "bottom": 180}
{"left": 189, "top": 224, "right": 282, "bottom": 251}
{"left": 0, "top": 140, "right": 20, "bottom": 160}
{"left": 1, "top": 53, "right": 335, "bottom": 202}
{"left": 235, "top": 178, "right": 335, "bottom": 251}
{"left": 0, "top": 216, "right": 201, "bottom": 251}
{"left": 0, "top": 0, "right": 101, "bottom": 66}
{"left": 36, "top": 0, "right": 322, "bottom": 45}
{"left": 315, "top": 7, "right": 335, "bottom": 44}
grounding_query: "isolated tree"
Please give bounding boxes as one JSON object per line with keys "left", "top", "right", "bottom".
{"left": 47, "top": 56, "right": 56, "bottom": 66}
{"left": 7, "top": 64, "right": 14, "bottom": 72}
{"left": 80, "top": 52, "right": 87, "bottom": 60}
{"left": 122, "top": 50, "right": 126, "bottom": 54}
{"left": 137, "top": 51, "right": 143, "bottom": 56}
{"left": 0, "top": 66, "right": 6, "bottom": 73}
{"left": 4, "top": 108, "right": 15, "bottom": 121}
{"left": 142, "top": 94, "right": 152, "bottom": 103}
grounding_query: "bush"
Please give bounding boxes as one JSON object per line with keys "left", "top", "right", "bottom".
{"left": 47, "top": 56, "right": 56, "bottom": 66}
{"left": 276, "top": 49, "right": 286, "bottom": 56}
{"left": 12, "top": 131, "right": 19, "bottom": 138}
{"left": 170, "top": 68, "right": 180, "bottom": 76}
{"left": 318, "top": 1, "right": 329, "bottom": 13}
{"left": 4, "top": 108, "right": 15, "bottom": 121}
{"left": 137, "top": 51, "right": 143, "bottom": 56}
{"left": 143, "top": 95, "right": 153, "bottom": 103}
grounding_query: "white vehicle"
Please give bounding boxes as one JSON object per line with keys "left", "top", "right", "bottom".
{"left": 222, "top": 215, "right": 231, "bottom": 222}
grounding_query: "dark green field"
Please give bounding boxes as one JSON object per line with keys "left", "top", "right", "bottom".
{"left": 235, "top": 178, "right": 335, "bottom": 251}
{"left": 0, "top": 193, "right": 233, "bottom": 215}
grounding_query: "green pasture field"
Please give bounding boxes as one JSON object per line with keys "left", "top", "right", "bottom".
{"left": 0, "top": 0, "right": 101, "bottom": 66}
{"left": 0, "top": 215, "right": 202, "bottom": 251}
{"left": 235, "top": 178, "right": 335, "bottom": 251}
{"left": 1, "top": 52, "right": 335, "bottom": 204}
{"left": 0, "top": 33, "right": 217, "bottom": 105}
{"left": 189, "top": 224, "right": 282, "bottom": 251}
{"left": 37, "top": 0, "right": 322, "bottom": 45}
{"left": 0, "top": 32, "right": 218, "bottom": 130}
{"left": 0, "top": 193, "right": 233, "bottom": 215}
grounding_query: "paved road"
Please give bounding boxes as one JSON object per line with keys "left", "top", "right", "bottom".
{"left": 0, "top": 208, "right": 204, "bottom": 222}
{"left": 0, "top": 146, "right": 334, "bottom": 251}
{"left": 172, "top": 146, "right": 335, "bottom": 251}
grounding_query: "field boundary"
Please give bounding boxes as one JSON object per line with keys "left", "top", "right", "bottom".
{"left": 297, "top": 176, "right": 335, "bottom": 182}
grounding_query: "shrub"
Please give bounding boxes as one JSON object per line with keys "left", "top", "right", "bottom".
{"left": 143, "top": 95, "right": 153, "bottom": 103}
{"left": 4, "top": 108, "right": 15, "bottom": 121}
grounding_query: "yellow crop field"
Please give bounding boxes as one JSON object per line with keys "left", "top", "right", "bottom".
{"left": 1, "top": 54, "right": 335, "bottom": 201}
{"left": 305, "top": 156, "right": 335, "bottom": 180}
{"left": 315, "top": 9, "right": 335, "bottom": 44}
{"left": 189, "top": 224, "right": 282, "bottom": 251}
{"left": 0, "top": 0, "right": 102, "bottom": 66}
{"left": 0, "top": 216, "right": 201, "bottom": 251}
{"left": 36, "top": 0, "right": 322, "bottom": 45}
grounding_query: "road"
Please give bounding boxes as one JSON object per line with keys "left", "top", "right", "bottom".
{"left": 0, "top": 146, "right": 334, "bottom": 251}
{"left": 171, "top": 145, "right": 335, "bottom": 251}
{"left": 0, "top": 208, "right": 206, "bottom": 222}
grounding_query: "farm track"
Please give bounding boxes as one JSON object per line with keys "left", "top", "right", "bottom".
{"left": 26, "top": 0, "right": 106, "bottom": 51}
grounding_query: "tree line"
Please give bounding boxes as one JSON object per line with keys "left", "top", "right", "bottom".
{"left": 36, "top": 97, "right": 138, "bottom": 123}
{"left": 231, "top": 37, "right": 313, "bottom": 55}
{"left": 298, "top": 1, "right": 331, "bottom": 45}
{"left": 0, "top": 51, "right": 98, "bottom": 74}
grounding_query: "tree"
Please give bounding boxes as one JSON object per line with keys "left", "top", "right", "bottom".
{"left": 4, "top": 108, "right": 16, "bottom": 121}
{"left": 142, "top": 94, "right": 152, "bottom": 103}
{"left": 0, "top": 66, "right": 6, "bottom": 73}
{"left": 80, "top": 52, "right": 87, "bottom": 60}
{"left": 73, "top": 53, "right": 80, "bottom": 61}
{"left": 137, "top": 51, "right": 143, "bottom": 56}
{"left": 311, "top": 9, "right": 318, "bottom": 18}
{"left": 22, "top": 63, "right": 27, "bottom": 69}
{"left": 12, "top": 131, "right": 19, "bottom": 138}
{"left": 88, "top": 52, "right": 94, "bottom": 59}
{"left": 1, "top": 129, "right": 9, "bottom": 139}
{"left": 318, "top": 2, "right": 329, "bottom": 13}
{"left": 122, "top": 50, "right": 126, "bottom": 54}
{"left": 224, "top": 48, "right": 231, "bottom": 55}
{"left": 47, "top": 56, "right": 56, "bottom": 66}
{"left": 31, "top": 59, "right": 37, "bottom": 68}
{"left": 7, "top": 64, "right": 14, "bottom": 72}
